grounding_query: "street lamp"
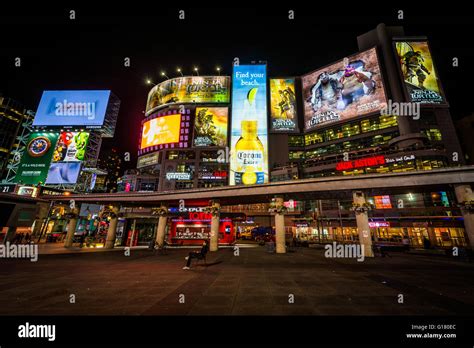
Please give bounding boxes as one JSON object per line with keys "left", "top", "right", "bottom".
{"left": 216, "top": 66, "right": 221, "bottom": 75}
{"left": 146, "top": 79, "right": 156, "bottom": 86}
{"left": 194, "top": 67, "right": 199, "bottom": 76}
{"left": 161, "top": 71, "right": 169, "bottom": 79}
{"left": 177, "top": 68, "right": 183, "bottom": 77}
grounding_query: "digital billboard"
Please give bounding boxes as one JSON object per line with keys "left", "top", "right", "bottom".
{"left": 270, "top": 78, "right": 298, "bottom": 132}
{"left": 146, "top": 76, "right": 230, "bottom": 114}
{"left": 45, "top": 162, "right": 82, "bottom": 185}
{"left": 52, "top": 132, "right": 89, "bottom": 162}
{"left": 33, "top": 90, "right": 111, "bottom": 128}
{"left": 230, "top": 65, "right": 268, "bottom": 186}
{"left": 394, "top": 41, "right": 445, "bottom": 104}
{"left": 193, "top": 107, "right": 228, "bottom": 147}
{"left": 15, "top": 132, "right": 59, "bottom": 185}
{"left": 302, "top": 48, "right": 387, "bottom": 131}
{"left": 137, "top": 152, "right": 160, "bottom": 169}
{"left": 140, "top": 114, "right": 181, "bottom": 149}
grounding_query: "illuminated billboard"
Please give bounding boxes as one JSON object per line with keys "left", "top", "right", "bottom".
{"left": 270, "top": 78, "right": 298, "bottom": 132}
{"left": 302, "top": 48, "right": 387, "bottom": 131}
{"left": 146, "top": 76, "right": 230, "bottom": 114}
{"left": 45, "top": 162, "right": 82, "bottom": 185}
{"left": 33, "top": 90, "right": 111, "bottom": 128}
{"left": 140, "top": 114, "right": 181, "bottom": 149}
{"left": 137, "top": 152, "right": 160, "bottom": 168}
{"left": 230, "top": 65, "right": 268, "bottom": 186}
{"left": 193, "top": 107, "right": 228, "bottom": 147}
{"left": 394, "top": 41, "right": 445, "bottom": 104}
{"left": 52, "top": 132, "right": 89, "bottom": 162}
{"left": 15, "top": 132, "right": 59, "bottom": 185}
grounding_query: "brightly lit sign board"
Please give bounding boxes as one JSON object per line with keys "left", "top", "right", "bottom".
{"left": 146, "top": 76, "right": 230, "bottom": 114}
{"left": 33, "top": 90, "right": 111, "bottom": 128}
{"left": 302, "top": 48, "right": 387, "bottom": 131}
{"left": 140, "top": 114, "right": 181, "bottom": 149}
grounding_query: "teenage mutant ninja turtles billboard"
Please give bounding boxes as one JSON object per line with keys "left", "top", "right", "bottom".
{"left": 394, "top": 41, "right": 445, "bottom": 104}
{"left": 302, "top": 47, "right": 388, "bottom": 131}
{"left": 146, "top": 76, "right": 230, "bottom": 115}
{"left": 269, "top": 78, "right": 299, "bottom": 132}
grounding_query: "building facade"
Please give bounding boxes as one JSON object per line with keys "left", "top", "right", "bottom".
{"left": 0, "top": 96, "right": 35, "bottom": 182}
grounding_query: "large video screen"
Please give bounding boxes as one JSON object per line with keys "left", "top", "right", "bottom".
{"left": 15, "top": 132, "right": 59, "bottom": 185}
{"left": 302, "top": 48, "right": 387, "bottom": 131}
{"left": 394, "top": 41, "right": 445, "bottom": 104}
{"left": 230, "top": 65, "right": 268, "bottom": 186}
{"left": 52, "top": 132, "right": 89, "bottom": 162}
{"left": 45, "top": 162, "right": 82, "bottom": 185}
{"left": 33, "top": 90, "right": 111, "bottom": 128}
{"left": 193, "top": 107, "right": 228, "bottom": 147}
{"left": 269, "top": 78, "right": 298, "bottom": 132}
{"left": 146, "top": 76, "right": 230, "bottom": 114}
{"left": 140, "top": 114, "right": 181, "bottom": 149}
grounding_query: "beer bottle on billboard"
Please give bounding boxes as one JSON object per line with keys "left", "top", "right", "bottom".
{"left": 234, "top": 87, "right": 265, "bottom": 185}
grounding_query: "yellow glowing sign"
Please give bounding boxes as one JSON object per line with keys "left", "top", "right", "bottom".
{"left": 140, "top": 114, "right": 181, "bottom": 149}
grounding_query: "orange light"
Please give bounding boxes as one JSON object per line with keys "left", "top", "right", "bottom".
{"left": 140, "top": 114, "right": 181, "bottom": 149}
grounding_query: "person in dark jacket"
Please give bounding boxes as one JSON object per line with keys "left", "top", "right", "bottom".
{"left": 183, "top": 240, "right": 209, "bottom": 270}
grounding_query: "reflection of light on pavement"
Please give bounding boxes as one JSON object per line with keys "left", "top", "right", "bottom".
{"left": 235, "top": 243, "right": 259, "bottom": 248}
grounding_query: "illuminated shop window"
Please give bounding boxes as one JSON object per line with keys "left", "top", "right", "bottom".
{"left": 289, "top": 151, "right": 305, "bottom": 160}
{"left": 379, "top": 115, "right": 397, "bottom": 129}
{"left": 423, "top": 129, "right": 442, "bottom": 141}
{"left": 288, "top": 136, "right": 304, "bottom": 147}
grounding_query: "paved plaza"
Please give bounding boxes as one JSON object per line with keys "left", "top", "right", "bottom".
{"left": 1, "top": 245, "right": 473, "bottom": 316}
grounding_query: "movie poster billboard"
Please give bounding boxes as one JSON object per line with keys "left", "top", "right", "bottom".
{"left": 230, "top": 65, "right": 268, "bottom": 186}
{"left": 46, "top": 162, "right": 82, "bottom": 185}
{"left": 270, "top": 78, "right": 298, "bottom": 132}
{"left": 15, "top": 132, "right": 59, "bottom": 185}
{"left": 52, "top": 132, "right": 90, "bottom": 162}
{"left": 33, "top": 90, "right": 111, "bottom": 128}
{"left": 140, "top": 114, "right": 182, "bottom": 149}
{"left": 193, "top": 107, "right": 228, "bottom": 147}
{"left": 146, "top": 76, "right": 230, "bottom": 114}
{"left": 302, "top": 47, "right": 387, "bottom": 131}
{"left": 394, "top": 41, "right": 445, "bottom": 104}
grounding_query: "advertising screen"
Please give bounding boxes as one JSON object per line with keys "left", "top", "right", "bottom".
{"left": 140, "top": 114, "right": 181, "bottom": 149}
{"left": 15, "top": 132, "right": 59, "bottom": 185}
{"left": 374, "top": 195, "right": 392, "bottom": 209}
{"left": 394, "top": 41, "right": 445, "bottom": 104}
{"left": 52, "top": 132, "right": 89, "bottom": 162}
{"left": 193, "top": 107, "right": 228, "bottom": 147}
{"left": 270, "top": 78, "right": 298, "bottom": 132}
{"left": 302, "top": 48, "right": 387, "bottom": 131}
{"left": 230, "top": 65, "right": 268, "bottom": 186}
{"left": 137, "top": 152, "right": 160, "bottom": 168}
{"left": 146, "top": 76, "right": 230, "bottom": 114}
{"left": 45, "top": 162, "right": 82, "bottom": 184}
{"left": 33, "top": 90, "right": 111, "bottom": 128}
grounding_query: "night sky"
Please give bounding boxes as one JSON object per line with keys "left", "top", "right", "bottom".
{"left": 1, "top": 5, "right": 473, "bottom": 171}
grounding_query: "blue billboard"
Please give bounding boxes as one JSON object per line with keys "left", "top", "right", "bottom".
{"left": 230, "top": 65, "right": 268, "bottom": 185}
{"left": 33, "top": 90, "right": 111, "bottom": 128}
{"left": 45, "top": 162, "right": 82, "bottom": 184}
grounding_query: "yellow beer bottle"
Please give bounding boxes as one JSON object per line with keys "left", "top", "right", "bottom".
{"left": 235, "top": 88, "right": 265, "bottom": 185}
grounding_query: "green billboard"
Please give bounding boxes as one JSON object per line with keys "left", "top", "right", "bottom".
{"left": 15, "top": 132, "right": 59, "bottom": 185}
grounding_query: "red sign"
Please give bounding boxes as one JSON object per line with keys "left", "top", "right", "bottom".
{"left": 336, "top": 155, "right": 385, "bottom": 171}
{"left": 188, "top": 212, "right": 213, "bottom": 220}
{"left": 374, "top": 195, "right": 392, "bottom": 209}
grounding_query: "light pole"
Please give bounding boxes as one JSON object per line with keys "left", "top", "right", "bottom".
{"left": 216, "top": 67, "right": 221, "bottom": 76}
{"left": 177, "top": 68, "right": 183, "bottom": 77}
{"left": 194, "top": 67, "right": 199, "bottom": 76}
{"left": 161, "top": 71, "right": 169, "bottom": 80}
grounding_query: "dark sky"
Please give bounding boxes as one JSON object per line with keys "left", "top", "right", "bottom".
{"left": 1, "top": 5, "right": 473, "bottom": 170}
